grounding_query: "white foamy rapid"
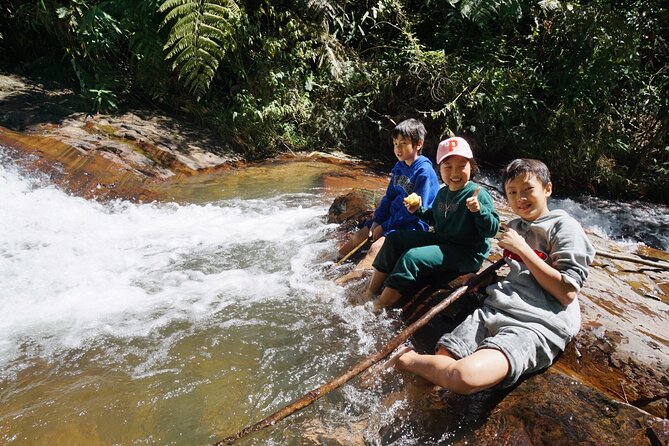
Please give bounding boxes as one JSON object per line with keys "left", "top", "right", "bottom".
{"left": 0, "top": 157, "right": 377, "bottom": 371}
{"left": 552, "top": 196, "right": 669, "bottom": 251}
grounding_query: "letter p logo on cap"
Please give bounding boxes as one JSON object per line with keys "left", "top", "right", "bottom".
{"left": 448, "top": 139, "right": 458, "bottom": 151}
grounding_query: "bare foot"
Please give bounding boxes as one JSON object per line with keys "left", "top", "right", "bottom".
{"left": 334, "top": 269, "right": 367, "bottom": 286}
{"left": 344, "top": 288, "right": 375, "bottom": 306}
{"left": 372, "top": 296, "right": 391, "bottom": 313}
{"left": 393, "top": 348, "right": 420, "bottom": 371}
{"left": 382, "top": 345, "right": 414, "bottom": 370}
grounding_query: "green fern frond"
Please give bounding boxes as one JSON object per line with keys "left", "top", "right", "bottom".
{"left": 158, "top": 0, "right": 191, "bottom": 14}
{"left": 206, "top": 3, "right": 240, "bottom": 16}
{"left": 199, "top": 22, "right": 231, "bottom": 39}
{"left": 160, "top": 0, "right": 242, "bottom": 100}
{"left": 162, "top": 4, "right": 198, "bottom": 24}
{"left": 159, "top": 0, "right": 188, "bottom": 8}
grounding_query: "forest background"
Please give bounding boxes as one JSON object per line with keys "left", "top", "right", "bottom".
{"left": 0, "top": 0, "right": 667, "bottom": 202}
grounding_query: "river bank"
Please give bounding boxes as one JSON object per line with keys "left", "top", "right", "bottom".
{"left": 0, "top": 73, "right": 391, "bottom": 203}
{"left": 3, "top": 72, "right": 668, "bottom": 251}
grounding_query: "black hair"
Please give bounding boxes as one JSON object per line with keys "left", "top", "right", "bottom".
{"left": 392, "top": 119, "right": 427, "bottom": 148}
{"left": 469, "top": 157, "right": 480, "bottom": 178}
{"left": 501, "top": 158, "right": 551, "bottom": 187}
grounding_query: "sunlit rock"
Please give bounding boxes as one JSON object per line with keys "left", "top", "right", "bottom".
{"left": 327, "top": 189, "right": 379, "bottom": 230}
{"left": 329, "top": 187, "right": 669, "bottom": 438}
{"left": 456, "top": 369, "right": 665, "bottom": 445}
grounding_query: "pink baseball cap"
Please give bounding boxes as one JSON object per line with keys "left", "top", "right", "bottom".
{"left": 436, "top": 137, "right": 473, "bottom": 164}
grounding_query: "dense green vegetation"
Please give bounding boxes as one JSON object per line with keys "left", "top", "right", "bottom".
{"left": 1, "top": 0, "right": 667, "bottom": 201}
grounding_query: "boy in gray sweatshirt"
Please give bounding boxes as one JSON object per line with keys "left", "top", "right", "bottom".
{"left": 392, "top": 158, "right": 595, "bottom": 394}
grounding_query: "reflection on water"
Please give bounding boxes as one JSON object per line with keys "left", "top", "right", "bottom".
{"left": 150, "top": 161, "right": 333, "bottom": 202}
{"left": 149, "top": 158, "right": 387, "bottom": 204}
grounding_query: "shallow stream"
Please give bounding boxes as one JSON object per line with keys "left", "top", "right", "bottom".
{"left": 0, "top": 154, "right": 472, "bottom": 445}
{"left": 1, "top": 151, "right": 667, "bottom": 445}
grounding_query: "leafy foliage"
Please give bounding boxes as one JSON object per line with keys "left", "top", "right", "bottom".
{"left": 448, "top": 0, "right": 524, "bottom": 27}
{"left": 159, "top": 0, "right": 241, "bottom": 100}
{"left": 0, "top": 0, "right": 170, "bottom": 111}
{"left": 0, "top": 0, "right": 667, "bottom": 201}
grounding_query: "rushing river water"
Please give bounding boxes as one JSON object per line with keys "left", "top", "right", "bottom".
{"left": 1, "top": 152, "right": 668, "bottom": 446}
{"left": 1, "top": 155, "right": 474, "bottom": 446}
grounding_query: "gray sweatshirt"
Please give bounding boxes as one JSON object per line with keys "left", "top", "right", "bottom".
{"left": 484, "top": 209, "right": 596, "bottom": 350}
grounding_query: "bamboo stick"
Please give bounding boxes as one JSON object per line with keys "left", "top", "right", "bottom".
{"left": 335, "top": 237, "right": 369, "bottom": 265}
{"left": 215, "top": 258, "right": 506, "bottom": 445}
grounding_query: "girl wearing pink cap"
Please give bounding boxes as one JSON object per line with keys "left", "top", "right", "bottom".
{"left": 365, "top": 136, "right": 500, "bottom": 311}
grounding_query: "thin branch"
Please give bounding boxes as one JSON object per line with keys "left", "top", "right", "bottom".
{"left": 596, "top": 251, "right": 669, "bottom": 271}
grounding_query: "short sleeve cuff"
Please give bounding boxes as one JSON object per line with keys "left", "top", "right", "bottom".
{"left": 561, "top": 273, "right": 581, "bottom": 293}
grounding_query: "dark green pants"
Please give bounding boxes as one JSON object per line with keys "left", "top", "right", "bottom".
{"left": 372, "top": 230, "right": 484, "bottom": 294}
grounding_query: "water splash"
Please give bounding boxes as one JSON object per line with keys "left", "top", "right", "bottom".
{"left": 0, "top": 157, "right": 353, "bottom": 369}
{"left": 553, "top": 196, "right": 669, "bottom": 251}
{"left": 2, "top": 154, "right": 666, "bottom": 445}
{"left": 1, "top": 153, "right": 417, "bottom": 445}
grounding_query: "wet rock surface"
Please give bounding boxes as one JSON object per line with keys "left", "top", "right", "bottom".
{"left": 327, "top": 190, "right": 669, "bottom": 444}
{"left": 0, "top": 74, "right": 239, "bottom": 201}
{"left": 457, "top": 370, "right": 666, "bottom": 445}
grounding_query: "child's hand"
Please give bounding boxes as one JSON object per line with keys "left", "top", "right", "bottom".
{"left": 403, "top": 193, "right": 421, "bottom": 213}
{"left": 498, "top": 227, "right": 531, "bottom": 257}
{"left": 465, "top": 187, "right": 481, "bottom": 213}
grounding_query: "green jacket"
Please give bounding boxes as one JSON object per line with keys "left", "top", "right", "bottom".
{"left": 417, "top": 181, "right": 500, "bottom": 257}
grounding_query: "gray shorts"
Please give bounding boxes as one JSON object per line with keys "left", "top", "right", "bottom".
{"left": 437, "top": 306, "right": 562, "bottom": 388}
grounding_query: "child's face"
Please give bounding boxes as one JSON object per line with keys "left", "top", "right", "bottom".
{"left": 504, "top": 173, "right": 552, "bottom": 221}
{"left": 393, "top": 136, "right": 421, "bottom": 165}
{"left": 439, "top": 155, "right": 471, "bottom": 191}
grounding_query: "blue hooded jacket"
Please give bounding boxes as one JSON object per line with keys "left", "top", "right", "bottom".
{"left": 373, "top": 155, "right": 439, "bottom": 234}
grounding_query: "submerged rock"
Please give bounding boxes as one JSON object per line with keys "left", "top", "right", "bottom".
{"left": 301, "top": 419, "right": 367, "bottom": 446}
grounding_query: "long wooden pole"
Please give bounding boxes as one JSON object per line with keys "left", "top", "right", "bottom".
{"left": 335, "top": 237, "right": 369, "bottom": 266}
{"left": 215, "top": 258, "right": 506, "bottom": 445}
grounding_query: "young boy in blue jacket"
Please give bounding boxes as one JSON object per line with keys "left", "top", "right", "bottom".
{"left": 337, "top": 119, "right": 439, "bottom": 265}
{"left": 366, "top": 136, "right": 499, "bottom": 310}
{"left": 392, "top": 158, "right": 595, "bottom": 394}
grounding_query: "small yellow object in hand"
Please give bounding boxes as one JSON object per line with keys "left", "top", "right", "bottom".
{"left": 403, "top": 193, "right": 420, "bottom": 207}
